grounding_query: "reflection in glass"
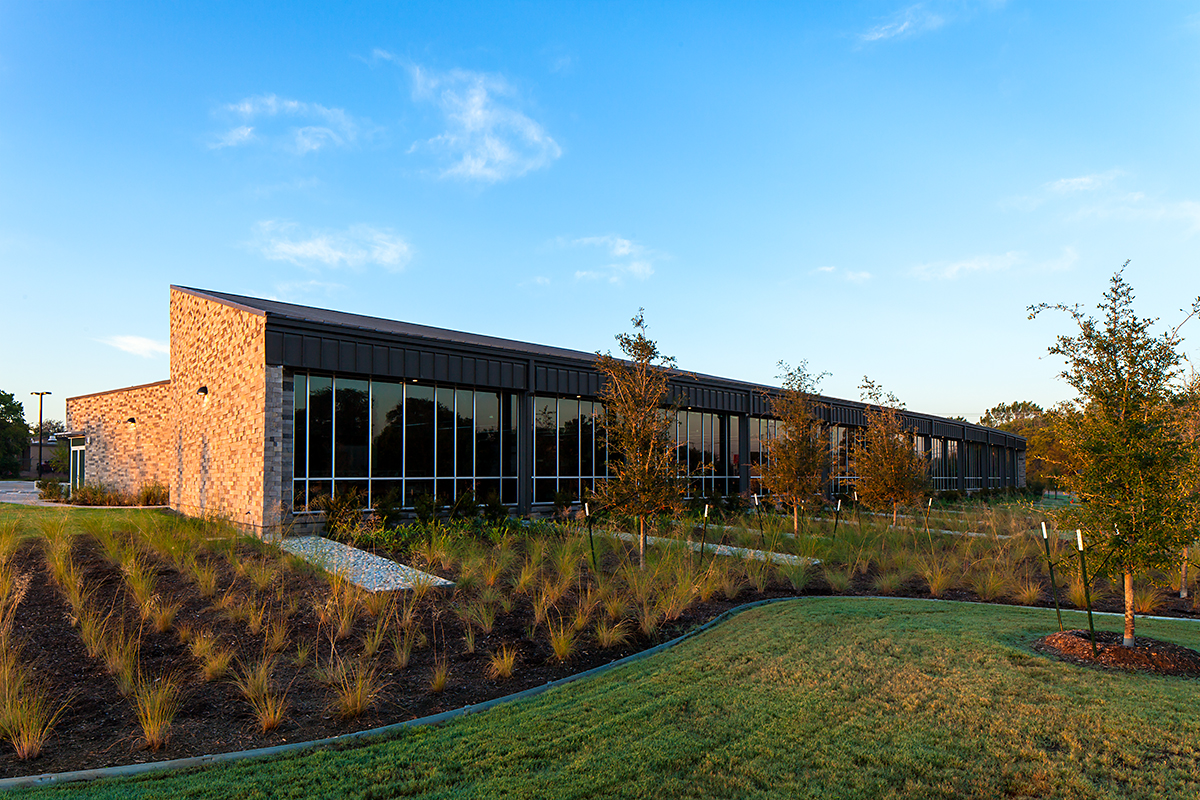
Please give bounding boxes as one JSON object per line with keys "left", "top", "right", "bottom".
{"left": 371, "top": 381, "right": 404, "bottom": 478}
{"left": 309, "top": 376, "right": 333, "bottom": 478}
{"left": 335, "top": 378, "right": 369, "bottom": 477}
{"left": 457, "top": 389, "right": 474, "bottom": 479}
{"left": 476, "top": 392, "right": 500, "bottom": 476}
{"left": 535, "top": 397, "right": 556, "bottom": 477}
{"left": 436, "top": 387, "right": 455, "bottom": 479}
{"left": 406, "top": 384, "right": 434, "bottom": 478}
{"left": 293, "top": 374, "right": 307, "bottom": 480}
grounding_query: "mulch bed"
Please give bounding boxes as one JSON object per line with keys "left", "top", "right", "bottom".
{"left": 1035, "top": 629, "right": 1200, "bottom": 677}
{"left": 0, "top": 536, "right": 804, "bottom": 780}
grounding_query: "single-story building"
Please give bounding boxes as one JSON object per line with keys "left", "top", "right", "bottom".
{"left": 64, "top": 286, "right": 1026, "bottom": 533}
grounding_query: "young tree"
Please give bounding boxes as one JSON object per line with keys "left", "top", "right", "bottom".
{"left": 759, "top": 361, "right": 829, "bottom": 533}
{"left": 849, "top": 378, "right": 928, "bottom": 524}
{"left": 591, "top": 310, "right": 686, "bottom": 567}
{"left": 0, "top": 391, "right": 27, "bottom": 478}
{"left": 1029, "top": 265, "right": 1200, "bottom": 647}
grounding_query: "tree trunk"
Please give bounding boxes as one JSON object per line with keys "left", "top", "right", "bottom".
{"left": 793, "top": 504, "right": 799, "bottom": 534}
{"left": 1181, "top": 545, "right": 1190, "bottom": 600}
{"left": 638, "top": 515, "right": 646, "bottom": 569}
{"left": 892, "top": 504, "right": 898, "bottom": 526}
{"left": 1124, "top": 571, "right": 1135, "bottom": 648}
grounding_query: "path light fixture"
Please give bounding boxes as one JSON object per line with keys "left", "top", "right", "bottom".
{"left": 1041, "top": 522, "right": 1064, "bottom": 632}
{"left": 1076, "top": 529, "right": 1098, "bottom": 656}
{"left": 31, "top": 391, "right": 50, "bottom": 478}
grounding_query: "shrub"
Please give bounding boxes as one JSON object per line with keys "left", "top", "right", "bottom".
{"left": 35, "top": 479, "right": 63, "bottom": 502}
{"left": 70, "top": 483, "right": 132, "bottom": 507}
{"left": 136, "top": 483, "right": 169, "bottom": 506}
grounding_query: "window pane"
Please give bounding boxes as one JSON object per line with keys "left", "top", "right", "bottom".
{"left": 293, "top": 373, "right": 307, "bottom": 480}
{"left": 309, "top": 376, "right": 333, "bottom": 478}
{"left": 456, "top": 389, "right": 474, "bottom": 478}
{"left": 503, "top": 394, "right": 518, "bottom": 477}
{"left": 405, "top": 384, "right": 434, "bottom": 478}
{"left": 476, "top": 392, "right": 500, "bottom": 476}
{"left": 688, "top": 411, "right": 702, "bottom": 473}
{"left": 371, "top": 381, "right": 405, "bottom": 478}
{"left": 334, "top": 378, "right": 369, "bottom": 477}
{"left": 405, "top": 479, "right": 433, "bottom": 508}
{"left": 729, "top": 415, "right": 740, "bottom": 478}
{"left": 293, "top": 480, "right": 307, "bottom": 511}
{"left": 436, "top": 387, "right": 455, "bottom": 478}
{"left": 535, "top": 397, "right": 556, "bottom": 477}
{"left": 580, "top": 401, "right": 595, "bottom": 476}
{"left": 558, "top": 398, "right": 579, "bottom": 478}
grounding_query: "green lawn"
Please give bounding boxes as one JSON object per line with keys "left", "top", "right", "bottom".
{"left": 17, "top": 598, "right": 1200, "bottom": 799}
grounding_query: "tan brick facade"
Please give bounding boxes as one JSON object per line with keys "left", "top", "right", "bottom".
{"left": 65, "top": 380, "right": 172, "bottom": 496}
{"left": 168, "top": 288, "right": 275, "bottom": 532}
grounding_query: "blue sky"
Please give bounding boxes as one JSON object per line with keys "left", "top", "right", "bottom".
{"left": 4, "top": 2, "right": 1200, "bottom": 427}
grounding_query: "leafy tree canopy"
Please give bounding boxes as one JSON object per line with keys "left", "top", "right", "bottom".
{"left": 0, "top": 391, "right": 28, "bottom": 478}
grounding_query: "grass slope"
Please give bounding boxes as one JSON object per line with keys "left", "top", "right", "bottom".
{"left": 19, "top": 598, "right": 1200, "bottom": 799}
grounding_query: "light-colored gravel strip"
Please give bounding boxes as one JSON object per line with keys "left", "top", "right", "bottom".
{"left": 607, "top": 531, "right": 817, "bottom": 567}
{"left": 279, "top": 536, "right": 454, "bottom": 592}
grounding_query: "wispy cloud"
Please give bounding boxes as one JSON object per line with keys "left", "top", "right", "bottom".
{"left": 210, "top": 94, "right": 362, "bottom": 154}
{"left": 812, "top": 266, "right": 872, "bottom": 284}
{"left": 252, "top": 221, "right": 411, "bottom": 271}
{"left": 1046, "top": 170, "right": 1121, "bottom": 194}
{"left": 270, "top": 279, "right": 347, "bottom": 300}
{"left": 375, "top": 52, "right": 561, "bottom": 182}
{"left": 859, "top": 1, "right": 1004, "bottom": 44}
{"left": 912, "top": 247, "right": 1077, "bottom": 280}
{"left": 861, "top": 3, "right": 947, "bottom": 42}
{"left": 98, "top": 335, "right": 168, "bottom": 358}
{"left": 1005, "top": 171, "right": 1200, "bottom": 234}
{"left": 564, "top": 235, "right": 660, "bottom": 283}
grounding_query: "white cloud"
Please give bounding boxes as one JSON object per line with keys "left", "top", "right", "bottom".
{"left": 1046, "top": 171, "right": 1121, "bottom": 193}
{"left": 565, "top": 235, "right": 659, "bottom": 284}
{"left": 212, "top": 94, "right": 361, "bottom": 154}
{"left": 913, "top": 251, "right": 1023, "bottom": 280}
{"left": 912, "top": 247, "right": 1077, "bottom": 280}
{"left": 253, "top": 221, "right": 411, "bottom": 271}
{"left": 98, "top": 336, "right": 169, "bottom": 358}
{"left": 210, "top": 125, "right": 255, "bottom": 149}
{"left": 376, "top": 53, "right": 560, "bottom": 182}
{"left": 811, "top": 266, "right": 872, "bottom": 283}
{"left": 861, "top": 3, "right": 946, "bottom": 42}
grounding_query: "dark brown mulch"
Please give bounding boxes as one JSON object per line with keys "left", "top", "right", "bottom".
{"left": 1035, "top": 629, "right": 1200, "bottom": 678}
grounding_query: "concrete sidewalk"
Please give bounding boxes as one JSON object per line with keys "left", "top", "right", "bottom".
{"left": 0, "top": 480, "right": 59, "bottom": 507}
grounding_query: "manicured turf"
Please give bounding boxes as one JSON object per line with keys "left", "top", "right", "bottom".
{"left": 18, "top": 598, "right": 1200, "bottom": 799}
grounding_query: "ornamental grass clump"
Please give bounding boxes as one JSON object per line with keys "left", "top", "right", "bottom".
{"left": 133, "top": 672, "right": 183, "bottom": 750}
{"left": 330, "top": 656, "right": 384, "bottom": 719}
{"left": 487, "top": 644, "right": 517, "bottom": 680}
{"left": 595, "top": 618, "right": 631, "bottom": 649}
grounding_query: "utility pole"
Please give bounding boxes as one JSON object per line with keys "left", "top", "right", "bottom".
{"left": 30, "top": 391, "right": 50, "bottom": 478}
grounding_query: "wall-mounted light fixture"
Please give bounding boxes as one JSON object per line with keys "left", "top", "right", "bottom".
{"left": 126, "top": 417, "right": 136, "bottom": 425}
{"left": 196, "top": 386, "right": 208, "bottom": 396}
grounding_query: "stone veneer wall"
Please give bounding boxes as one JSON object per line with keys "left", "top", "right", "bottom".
{"left": 65, "top": 381, "right": 172, "bottom": 496}
{"left": 169, "top": 288, "right": 273, "bottom": 532}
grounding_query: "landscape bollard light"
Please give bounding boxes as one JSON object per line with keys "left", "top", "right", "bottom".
{"left": 753, "top": 493, "right": 765, "bottom": 542}
{"left": 924, "top": 497, "right": 932, "bottom": 535}
{"left": 1077, "top": 529, "right": 1098, "bottom": 657}
{"left": 1042, "top": 522, "right": 1064, "bottom": 632}
{"left": 585, "top": 503, "right": 597, "bottom": 572}
{"left": 833, "top": 497, "right": 842, "bottom": 535}
{"left": 31, "top": 391, "right": 50, "bottom": 478}
{"left": 698, "top": 504, "right": 710, "bottom": 569}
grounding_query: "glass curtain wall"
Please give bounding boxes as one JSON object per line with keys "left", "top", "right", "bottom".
{"left": 673, "top": 410, "right": 735, "bottom": 497}
{"left": 293, "top": 373, "right": 518, "bottom": 510}
{"left": 532, "top": 395, "right": 606, "bottom": 504}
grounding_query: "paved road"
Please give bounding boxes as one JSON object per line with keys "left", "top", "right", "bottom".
{"left": 0, "top": 481, "right": 58, "bottom": 506}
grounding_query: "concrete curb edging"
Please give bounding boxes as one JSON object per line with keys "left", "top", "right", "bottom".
{"left": 0, "top": 597, "right": 797, "bottom": 793}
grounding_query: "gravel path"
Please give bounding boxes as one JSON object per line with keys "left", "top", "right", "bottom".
{"left": 607, "top": 530, "right": 816, "bottom": 567}
{"left": 279, "top": 536, "right": 454, "bottom": 593}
